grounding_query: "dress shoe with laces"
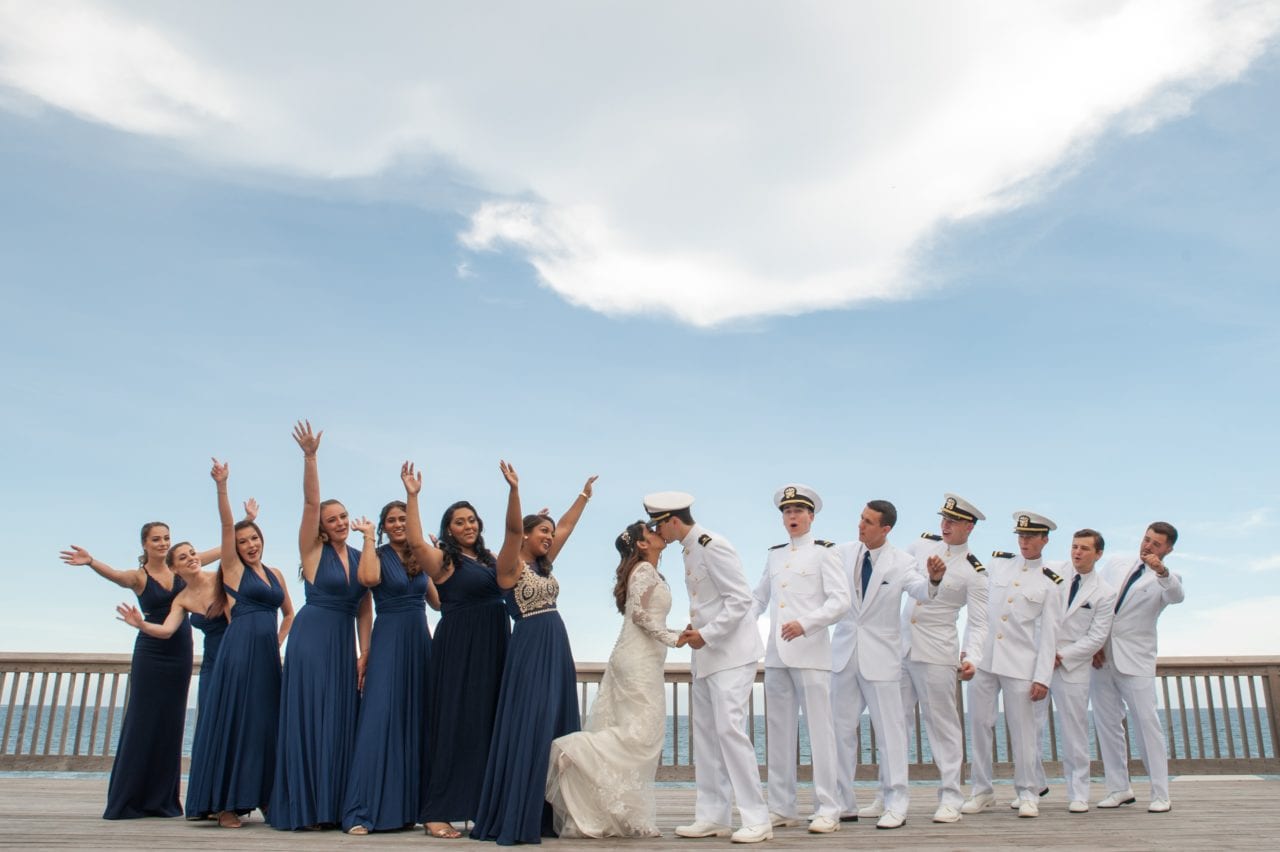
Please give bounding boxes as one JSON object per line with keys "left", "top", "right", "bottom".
{"left": 1148, "top": 800, "right": 1172, "bottom": 813}
{"left": 1097, "top": 789, "right": 1136, "bottom": 809}
{"left": 1068, "top": 800, "right": 1089, "bottom": 813}
{"left": 960, "top": 793, "right": 996, "bottom": 814}
{"left": 876, "top": 811, "right": 907, "bottom": 830}
{"left": 1018, "top": 799, "right": 1039, "bottom": 818}
{"left": 730, "top": 823, "right": 773, "bottom": 844}
{"left": 675, "top": 821, "right": 732, "bottom": 838}
{"left": 932, "top": 804, "right": 962, "bottom": 823}
{"left": 807, "top": 816, "right": 839, "bottom": 834}
{"left": 768, "top": 813, "right": 802, "bottom": 828}
{"left": 857, "top": 798, "right": 884, "bottom": 818}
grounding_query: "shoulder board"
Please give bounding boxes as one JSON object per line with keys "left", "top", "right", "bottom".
{"left": 920, "top": 532, "right": 942, "bottom": 541}
{"left": 814, "top": 539, "right": 836, "bottom": 548}
{"left": 966, "top": 553, "right": 985, "bottom": 573}
{"left": 698, "top": 534, "right": 712, "bottom": 547}
{"left": 992, "top": 551, "right": 1015, "bottom": 559}
{"left": 769, "top": 542, "right": 787, "bottom": 550}
{"left": 1042, "top": 566, "right": 1064, "bottom": 584}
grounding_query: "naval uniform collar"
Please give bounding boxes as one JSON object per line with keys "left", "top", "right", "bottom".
{"left": 790, "top": 531, "right": 815, "bottom": 549}
{"left": 945, "top": 541, "right": 970, "bottom": 558}
{"left": 1024, "top": 557, "right": 1043, "bottom": 570}
{"left": 681, "top": 524, "right": 706, "bottom": 550}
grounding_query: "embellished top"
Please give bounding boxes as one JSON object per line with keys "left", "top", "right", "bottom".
{"left": 506, "top": 563, "right": 560, "bottom": 619}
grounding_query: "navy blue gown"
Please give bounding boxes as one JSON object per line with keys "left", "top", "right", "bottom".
{"left": 185, "top": 568, "right": 284, "bottom": 819}
{"left": 471, "top": 564, "right": 580, "bottom": 845}
{"left": 341, "top": 545, "right": 432, "bottom": 832}
{"left": 104, "top": 572, "right": 193, "bottom": 820}
{"left": 421, "top": 554, "right": 509, "bottom": 825}
{"left": 191, "top": 609, "right": 228, "bottom": 713}
{"left": 269, "top": 543, "right": 366, "bottom": 829}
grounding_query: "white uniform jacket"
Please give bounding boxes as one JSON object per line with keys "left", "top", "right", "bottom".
{"left": 902, "top": 535, "right": 990, "bottom": 668}
{"left": 1051, "top": 566, "right": 1116, "bottom": 684}
{"left": 1101, "top": 555, "right": 1185, "bottom": 677}
{"left": 830, "top": 542, "right": 930, "bottom": 681}
{"left": 682, "top": 523, "right": 764, "bottom": 679}
{"left": 751, "top": 532, "right": 850, "bottom": 670}
{"left": 979, "top": 554, "right": 1063, "bottom": 686}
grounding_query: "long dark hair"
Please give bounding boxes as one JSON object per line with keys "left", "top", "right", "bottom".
{"left": 378, "top": 500, "right": 422, "bottom": 577}
{"left": 612, "top": 520, "right": 649, "bottom": 615}
{"left": 438, "top": 501, "right": 495, "bottom": 569}
{"left": 138, "top": 521, "right": 169, "bottom": 568}
{"left": 523, "top": 513, "right": 556, "bottom": 576}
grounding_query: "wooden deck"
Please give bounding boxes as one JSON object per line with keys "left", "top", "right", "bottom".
{"left": 0, "top": 775, "right": 1276, "bottom": 850}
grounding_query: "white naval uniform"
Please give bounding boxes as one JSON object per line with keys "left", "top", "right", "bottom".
{"left": 1090, "top": 555, "right": 1185, "bottom": 804}
{"left": 830, "top": 541, "right": 931, "bottom": 817}
{"left": 897, "top": 535, "right": 990, "bottom": 809}
{"left": 967, "top": 554, "right": 1063, "bottom": 803}
{"left": 682, "top": 523, "right": 768, "bottom": 828}
{"left": 1031, "top": 564, "right": 1116, "bottom": 802}
{"left": 751, "top": 532, "right": 850, "bottom": 821}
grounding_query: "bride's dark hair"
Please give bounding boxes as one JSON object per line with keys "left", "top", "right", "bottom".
{"left": 612, "top": 521, "right": 650, "bottom": 615}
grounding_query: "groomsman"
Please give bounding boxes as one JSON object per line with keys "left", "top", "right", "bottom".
{"left": 897, "top": 493, "right": 990, "bottom": 824}
{"left": 644, "top": 492, "right": 771, "bottom": 844}
{"left": 830, "top": 500, "right": 941, "bottom": 830}
{"left": 750, "top": 485, "right": 850, "bottom": 834}
{"left": 1090, "top": 522, "right": 1184, "bottom": 813}
{"left": 961, "top": 511, "right": 1063, "bottom": 819}
{"left": 1029, "top": 528, "right": 1116, "bottom": 812}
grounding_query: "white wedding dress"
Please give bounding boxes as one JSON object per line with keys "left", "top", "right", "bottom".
{"left": 546, "top": 562, "right": 680, "bottom": 838}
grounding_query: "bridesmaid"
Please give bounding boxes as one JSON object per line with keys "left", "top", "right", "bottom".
{"left": 408, "top": 475, "right": 509, "bottom": 839}
{"left": 269, "top": 421, "right": 374, "bottom": 830}
{"left": 340, "top": 464, "right": 441, "bottom": 835}
{"left": 61, "top": 523, "right": 211, "bottom": 819}
{"left": 471, "top": 461, "right": 595, "bottom": 845}
{"left": 185, "top": 459, "right": 295, "bottom": 827}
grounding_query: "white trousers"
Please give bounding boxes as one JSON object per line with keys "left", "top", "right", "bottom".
{"left": 692, "top": 663, "right": 768, "bottom": 827}
{"left": 832, "top": 664, "right": 910, "bottom": 815}
{"left": 763, "top": 667, "right": 840, "bottom": 820}
{"left": 967, "top": 668, "right": 1043, "bottom": 801}
{"left": 900, "top": 659, "right": 965, "bottom": 808}
{"left": 1031, "top": 672, "right": 1092, "bottom": 802}
{"left": 1090, "top": 664, "right": 1170, "bottom": 802}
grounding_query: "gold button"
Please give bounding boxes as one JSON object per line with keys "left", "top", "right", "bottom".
{"left": 779, "top": 603, "right": 786, "bottom": 609}
{"left": 997, "top": 633, "right": 1004, "bottom": 640}
{"left": 915, "top": 601, "right": 923, "bottom": 607}
{"left": 781, "top": 582, "right": 788, "bottom": 588}
{"left": 1001, "top": 615, "right": 1008, "bottom": 622}
{"left": 1007, "top": 597, "right": 1014, "bottom": 603}
{"left": 910, "top": 618, "right": 917, "bottom": 624}
{"left": 1022, "top": 566, "right": 1028, "bottom": 572}
{"left": 1014, "top": 581, "right": 1020, "bottom": 587}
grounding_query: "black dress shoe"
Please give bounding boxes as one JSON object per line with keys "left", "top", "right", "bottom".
{"left": 839, "top": 815, "right": 859, "bottom": 822}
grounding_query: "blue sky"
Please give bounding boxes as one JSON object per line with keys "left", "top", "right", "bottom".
{"left": 1, "top": 2, "right": 1276, "bottom": 662}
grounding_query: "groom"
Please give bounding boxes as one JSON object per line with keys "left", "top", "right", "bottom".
{"left": 645, "top": 491, "right": 770, "bottom": 844}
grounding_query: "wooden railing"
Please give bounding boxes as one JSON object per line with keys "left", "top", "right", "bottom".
{"left": 4, "top": 653, "right": 1277, "bottom": 778}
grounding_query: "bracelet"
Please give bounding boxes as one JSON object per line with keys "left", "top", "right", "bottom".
{"left": 579, "top": 491, "right": 590, "bottom": 501}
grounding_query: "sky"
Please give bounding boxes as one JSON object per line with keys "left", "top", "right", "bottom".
{"left": 1, "top": 1, "right": 1277, "bottom": 665}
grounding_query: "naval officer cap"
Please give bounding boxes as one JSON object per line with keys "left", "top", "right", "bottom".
{"left": 939, "top": 493, "right": 985, "bottom": 523}
{"left": 643, "top": 491, "right": 695, "bottom": 527}
{"left": 774, "top": 484, "right": 821, "bottom": 513}
{"left": 1012, "top": 510, "right": 1057, "bottom": 534}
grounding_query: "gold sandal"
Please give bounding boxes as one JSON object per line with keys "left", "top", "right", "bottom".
{"left": 425, "top": 822, "right": 462, "bottom": 838}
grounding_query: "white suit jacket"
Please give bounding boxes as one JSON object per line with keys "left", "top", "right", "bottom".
{"left": 682, "top": 523, "right": 764, "bottom": 678}
{"left": 751, "top": 531, "right": 850, "bottom": 670}
{"left": 830, "top": 541, "right": 930, "bottom": 681}
{"left": 901, "top": 534, "right": 990, "bottom": 668}
{"left": 979, "top": 554, "right": 1063, "bottom": 686}
{"left": 1052, "top": 566, "right": 1116, "bottom": 684}
{"left": 1101, "top": 555, "right": 1185, "bottom": 677}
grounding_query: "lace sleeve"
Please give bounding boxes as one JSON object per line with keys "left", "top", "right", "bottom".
{"left": 629, "top": 562, "right": 681, "bottom": 648}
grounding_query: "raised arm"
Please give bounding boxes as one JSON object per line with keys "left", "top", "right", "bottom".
{"left": 293, "top": 420, "right": 324, "bottom": 580}
{"left": 495, "top": 460, "right": 524, "bottom": 590}
{"left": 116, "top": 598, "right": 188, "bottom": 639}
{"left": 401, "top": 462, "right": 448, "bottom": 583}
{"left": 61, "top": 547, "right": 145, "bottom": 594}
{"left": 211, "top": 458, "right": 245, "bottom": 589}
{"left": 352, "top": 516, "right": 382, "bottom": 588}
{"left": 546, "top": 475, "right": 598, "bottom": 564}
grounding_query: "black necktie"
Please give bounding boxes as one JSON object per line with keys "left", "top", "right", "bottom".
{"left": 1068, "top": 573, "right": 1082, "bottom": 607}
{"left": 860, "top": 551, "right": 873, "bottom": 599}
{"left": 1115, "top": 564, "right": 1145, "bottom": 612}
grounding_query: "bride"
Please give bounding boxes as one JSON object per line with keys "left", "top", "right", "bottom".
{"left": 546, "top": 520, "right": 684, "bottom": 838}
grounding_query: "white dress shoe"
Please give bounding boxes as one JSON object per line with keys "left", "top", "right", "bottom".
{"left": 730, "top": 823, "right": 773, "bottom": 844}
{"left": 1068, "top": 800, "right": 1089, "bottom": 813}
{"left": 857, "top": 798, "right": 885, "bottom": 818}
{"left": 1148, "top": 800, "right": 1172, "bottom": 813}
{"left": 1011, "top": 787, "right": 1049, "bottom": 808}
{"left": 675, "top": 821, "right": 732, "bottom": 838}
{"left": 876, "top": 811, "right": 907, "bottom": 830}
{"left": 932, "top": 804, "right": 962, "bottom": 823}
{"left": 1097, "top": 789, "right": 1136, "bottom": 808}
{"left": 807, "top": 816, "right": 839, "bottom": 834}
{"left": 960, "top": 793, "right": 995, "bottom": 814}
{"left": 1018, "top": 799, "right": 1039, "bottom": 818}
{"left": 768, "top": 813, "right": 802, "bottom": 828}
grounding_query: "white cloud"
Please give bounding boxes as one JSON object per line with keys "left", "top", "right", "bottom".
{"left": 1159, "top": 596, "right": 1280, "bottom": 655}
{"left": 1244, "top": 554, "right": 1280, "bottom": 573}
{"left": 2, "top": 1, "right": 1278, "bottom": 324}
